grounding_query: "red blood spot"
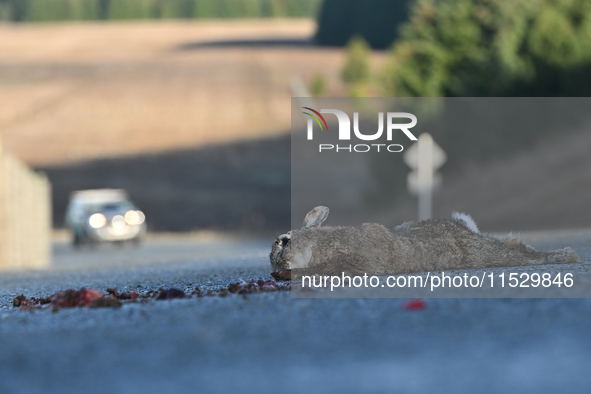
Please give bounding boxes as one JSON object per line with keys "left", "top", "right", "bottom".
{"left": 79, "top": 288, "right": 104, "bottom": 306}
{"left": 403, "top": 299, "right": 426, "bottom": 311}
{"left": 50, "top": 288, "right": 104, "bottom": 308}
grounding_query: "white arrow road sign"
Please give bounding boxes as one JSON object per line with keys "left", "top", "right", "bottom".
{"left": 403, "top": 133, "right": 446, "bottom": 171}
{"left": 403, "top": 133, "right": 447, "bottom": 220}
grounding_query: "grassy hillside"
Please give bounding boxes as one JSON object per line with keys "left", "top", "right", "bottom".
{"left": 0, "top": 20, "right": 391, "bottom": 166}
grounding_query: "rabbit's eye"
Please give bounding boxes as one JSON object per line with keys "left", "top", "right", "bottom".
{"left": 281, "top": 238, "right": 289, "bottom": 247}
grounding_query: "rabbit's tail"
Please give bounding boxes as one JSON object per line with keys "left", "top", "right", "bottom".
{"left": 452, "top": 212, "right": 480, "bottom": 234}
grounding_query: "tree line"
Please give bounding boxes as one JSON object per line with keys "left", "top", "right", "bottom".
{"left": 0, "top": 0, "right": 320, "bottom": 21}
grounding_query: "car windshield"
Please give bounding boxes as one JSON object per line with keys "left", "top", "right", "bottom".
{"left": 87, "top": 201, "right": 134, "bottom": 213}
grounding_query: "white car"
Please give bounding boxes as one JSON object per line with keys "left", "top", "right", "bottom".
{"left": 65, "top": 189, "right": 146, "bottom": 247}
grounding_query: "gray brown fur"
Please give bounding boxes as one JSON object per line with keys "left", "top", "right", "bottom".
{"left": 270, "top": 206, "right": 579, "bottom": 276}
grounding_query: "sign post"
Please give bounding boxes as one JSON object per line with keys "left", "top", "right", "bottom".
{"left": 403, "top": 133, "right": 446, "bottom": 220}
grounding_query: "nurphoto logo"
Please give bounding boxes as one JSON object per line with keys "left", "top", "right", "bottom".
{"left": 302, "top": 107, "right": 418, "bottom": 153}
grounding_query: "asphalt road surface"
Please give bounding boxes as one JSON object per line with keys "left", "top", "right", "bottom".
{"left": 1, "top": 231, "right": 591, "bottom": 393}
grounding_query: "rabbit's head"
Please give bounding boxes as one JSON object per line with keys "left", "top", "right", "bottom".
{"left": 270, "top": 231, "right": 292, "bottom": 271}
{"left": 269, "top": 206, "right": 329, "bottom": 271}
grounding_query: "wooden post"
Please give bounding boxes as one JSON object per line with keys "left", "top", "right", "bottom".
{"left": 0, "top": 140, "right": 51, "bottom": 270}
{"left": 0, "top": 138, "right": 3, "bottom": 268}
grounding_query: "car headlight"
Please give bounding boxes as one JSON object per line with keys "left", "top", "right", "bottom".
{"left": 124, "top": 210, "right": 145, "bottom": 225}
{"left": 112, "top": 215, "right": 126, "bottom": 229}
{"left": 88, "top": 213, "right": 106, "bottom": 229}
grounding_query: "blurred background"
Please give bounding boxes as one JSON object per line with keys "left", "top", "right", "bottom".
{"left": 2, "top": 4, "right": 591, "bottom": 393}
{"left": 1, "top": 0, "right": 591, "bottom": 268}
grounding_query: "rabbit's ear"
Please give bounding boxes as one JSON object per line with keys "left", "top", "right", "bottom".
{"left": 303, "top": 206, "right": 329, "bottom": 229}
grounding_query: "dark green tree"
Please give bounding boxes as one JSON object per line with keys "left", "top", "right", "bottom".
{"left": 341, "top": 36, "right": 371, "bottom": 85}
{"left": 341, "top": 36, "right": 373, "bottom": 96}
{"left": 382, "top": 0, "right": 591, "bottom": 97}
{"left": 315, "top": 0, "right": 412, "bottom": 48}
